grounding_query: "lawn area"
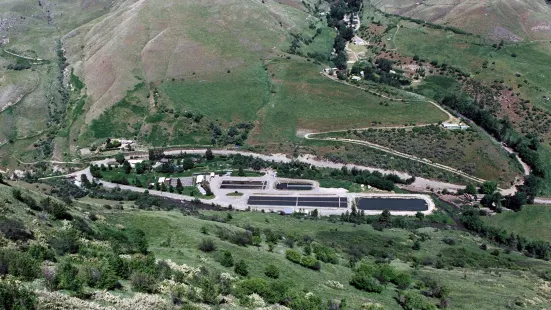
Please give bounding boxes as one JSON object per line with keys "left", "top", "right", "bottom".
{"left": 252, "top": 59, "right": 448, "bottom": 142}
{"left": 484, "top": 205, "right": 551, "bottom": 242}
{"left": 318, "top": 125, "right": 523, "bottom": 185}
{"left": 414, "top": 76, "right": 462, "bottom": 101}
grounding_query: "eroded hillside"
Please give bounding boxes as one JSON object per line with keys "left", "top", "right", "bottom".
{"left": 371, "top": 0, "right": 551, "bottom": 41}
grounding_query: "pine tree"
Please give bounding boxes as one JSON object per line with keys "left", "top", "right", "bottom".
{"left": 176, "top": 178, "right": 184, "bottom": 193}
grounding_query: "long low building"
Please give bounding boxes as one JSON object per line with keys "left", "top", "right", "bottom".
{"left": 248, "top": 196, "right": 348, "bottom": 208}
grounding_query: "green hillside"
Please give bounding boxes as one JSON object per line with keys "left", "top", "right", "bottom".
{"left": 2, "top": 180, "right": 551, "bottom": 309}
{"left": 484, "top": 205, "right": 551, "bottom": 242}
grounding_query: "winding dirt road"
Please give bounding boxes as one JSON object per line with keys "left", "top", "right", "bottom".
{"left": 311, "top": 70, "right": 531, "bottom": 194}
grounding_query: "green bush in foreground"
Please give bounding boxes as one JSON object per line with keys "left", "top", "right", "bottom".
{"left": 285, "top": 250, "right": 301, "bottom": 264}
{"left": 0, "top": 249, "right": 39, "bottom": 280}
{"left": 0, "top": 280, "right": 37, "bottom": 310}
{"left": 220, "top": 251, "right": 234, "bottom": 267}
{"left": 350, "top": 262, "right": 410, "bottom": 293}
{"left": 234, "top": 260, "right": 249, "bottom": 276}
{"left": 399, "top": 290, "right": 437, "bottom": 310}
{"left": 264, "top": 264, "right": 280, "bottom": 279}
{"left": 285, "top": 250, "right": 322, "bottom": 270}
{"left": 130, "top": 272, "right": 158, "bottom": 293}
{"left": 198, "top": 239, "right": 216, "bottom": 252}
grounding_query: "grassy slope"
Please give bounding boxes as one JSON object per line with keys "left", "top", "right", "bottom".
{"left": 253, "top": 59, "right": 447, "bottom": 142}
{"left": 2, "top": 180, "right": 551, "bottom": 309}
{"left": 370, "top": 0, "right": 551, "bottom": 41}
{"left": 0, "top": 0, "right": 111, "bottom": 165}
{"left": 362, "top": 7, "right": 551, "bottom": 195}
{"left": 484, "top": 205, "right": 551, "bottom": 242}
{"left": 319, "top": 125, "right": 523, "bottom": 185}
{"left": 392, "top": 22, "right": 551, "bottom": 113}
{"left": 105, "top": 208, "right": 551, "bottom": 309}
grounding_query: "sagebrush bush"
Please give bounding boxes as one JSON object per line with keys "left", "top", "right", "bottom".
{"left": 198, "top": 239, "right": 216, "bottom": 252}
{"left": 0, "top": 217, "right": 33, "bottom": 242}
{"left": 130, "top": 272, "right": 158, "bottom": 293}
{"left": 0, "top": 249, "right": 39, "bottom": 280}
{"left": 264, "top": 264, "right": 279, "bottom": 279}
{"left": 234, "top": 260, "right": 249, "bottom": 276}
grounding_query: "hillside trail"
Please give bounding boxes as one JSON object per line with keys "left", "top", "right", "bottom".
{"left": 387, "top": 24, "right": 400, "bottom": 51}
{"left": 12, "top": 156, "right": 81, "bottom": 166}
{"left": 2, "top": 49, "right": 44, "bottom": 62}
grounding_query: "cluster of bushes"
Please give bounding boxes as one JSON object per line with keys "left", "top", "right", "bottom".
{"left": 285, "top": 250, "right": 321, "bottom": 270}
{"left": 6, "top": 63, "right": 31, "bottom": 70}
{"left": 85, "top": 186, "right": 213, "bottom": 212}
{"left": 0, "top": 217, "right": 33, "bottom": 242}
{"left": 47, "top": 179, "right": 88, "bottom": 202}
{"left": 350, "top": 262, "right": 411, "bottom": 293}
{"left": 312, "top": 243, "right": 339, "bottom": 264}
{"left": 209, "top": 122, "right": 254, "bottom": 146}
{"left": 0, "top": 249, "right": 40, "bottom": 280}
{"left": 0, "top": 280, "right": 37, "bottom": 310}
{"left": 235, "top": 277, "right": 335, "bottom": 309}
{"left": 12, "top": 189, "right": 72, "bottom": 220}
{"left": 215, "top": 226, "right": 254, "bottom": 247}
{"left": 104, "top": 138, "right": 122, "bottom": 150}
{"left": 398, "top": 290, "right": 437, "bottom": 310}
{"left": 351, "top": 60, "right": 411, "bottom": 88}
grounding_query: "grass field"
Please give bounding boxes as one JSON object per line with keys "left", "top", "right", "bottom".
{"left": 78, "top": 57, "right": 449, "bottom": 149}
{"left": 252, "top": 59, "right": 448, "bottom": 142}
{"left": 484, "top": 205, "right": 551, "bottom": 242}
{"left": 161, "top": 64, "right": 270, "bottom": 124}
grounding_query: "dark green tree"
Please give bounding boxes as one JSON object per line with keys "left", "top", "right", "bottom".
{"left": 182, "top": 157, "right": 194, "bottom": 170}
{"left": 465, "top": 183, "right": 477, "bottom": 195}
{"left": 480, "top": 181, "right": 498, "bottom": 195}
{"left": 205, "top": 148, "right": 214, "bottom": 161}
{"left": 123, "top": 161, "right": 131, "bottom": 174}
{"left": 115, "top": 153, "right": 125, "bottom": 164}
{"left": 234, "top": 260, "right": 249, "bottom": 276}
{"left": 176, "top": 178, "right": 184, "bottom": 194}
{"left": 220, "top": 251, "right": 234, "bottom": 267}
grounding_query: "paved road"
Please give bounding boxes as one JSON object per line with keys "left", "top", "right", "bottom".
{"left": 60, "top": 151, "right": 550, "bottom": 208}
{"left": 78, "top": 150, "right": 468, "bottom": 194}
